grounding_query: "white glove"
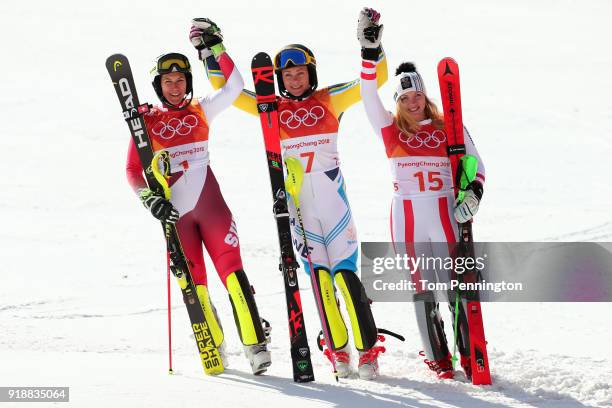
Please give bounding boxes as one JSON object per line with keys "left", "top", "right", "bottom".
{"left": 454, "top": 190, "right": 480, "bottom": 223}
{"left": 357, "top": 7, "right": 383, "bottom": 48}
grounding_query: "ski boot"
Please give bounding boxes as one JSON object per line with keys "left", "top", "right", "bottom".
{"left": 420, "top": 351, "right": 454, "bottom": 379}
{"left": 357, "top": 334, "right": 386, "bottom": 380}
{"left": 244, "top": 342, "right": 271, "bottom": 375}
{"left": 318, "top": 332, "right": 351, "bottom": 378}
{"left": 243, "top": 318, "right": 272, "bottom": 375}
{"left": 460, "top": 353, "right": 472, "bottom": 379}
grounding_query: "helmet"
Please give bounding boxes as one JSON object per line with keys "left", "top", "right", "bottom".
{"left": 273, "top": 44, "right": 317, "bottom": 100}
{"left": 151, "top": 52, "right": 193, "bottom": 108}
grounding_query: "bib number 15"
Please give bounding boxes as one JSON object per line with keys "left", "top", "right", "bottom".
{"left": 414, "top": 171, "right": 443, "bottom": 192}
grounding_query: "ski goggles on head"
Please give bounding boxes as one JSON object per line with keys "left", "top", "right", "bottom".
{"left": 275, "top": 48, "right": 315, "bottom": 70}
{"left": 154, "top": 53, "right": 191, "bottom": 75}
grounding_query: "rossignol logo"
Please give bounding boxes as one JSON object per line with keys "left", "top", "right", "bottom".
{"left": 280, "top": 106, "right": 325, "bottom": 129}
{"left": 118, "top": 77, "right": 147, "bottom": 148}
{"left": 297, "top": 360, "right": 309, "bottom": 371}
{"left": 298, "top": 347, "right": 309, "bottom": 357}
{"left": 224, "top": 219, "right": 239, "bottom": 248}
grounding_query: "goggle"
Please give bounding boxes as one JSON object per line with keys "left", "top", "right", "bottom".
{"left": 275, "top": 48, "right": 315, "bottom": 70}
{"left": 154, "top": 53, "right": 191, "bottom": 75}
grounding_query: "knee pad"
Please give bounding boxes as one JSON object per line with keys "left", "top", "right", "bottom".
{"left": 195, "top": 285, "right": 224, "bottom": 347}
{"left": 313, "top": 267, "right": 348, "bottom": 350}
{"left": 226, "top": 270, "right": 265, "bottom": 346}
{"left": 413, "top": 290, "right": 450, "bottom": 361}
{"left": 334, "top": 270, "right": 378, "bottom": 351}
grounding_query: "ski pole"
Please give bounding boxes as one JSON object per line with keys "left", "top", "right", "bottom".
{"left": 167, "top": 251, "right": 173, "bottom": 374}
{"left": 285, "top": 157, "right": 339, "bottom": 382}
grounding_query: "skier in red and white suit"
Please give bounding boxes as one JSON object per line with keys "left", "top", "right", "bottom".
{"left": 125, "top": 18, "right": 271, "bottom": 375}
{"left": 359, "top": 18, "right": 485, "bottom": 380}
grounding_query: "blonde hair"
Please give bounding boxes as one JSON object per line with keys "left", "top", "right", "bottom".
{"left": 395, "top": 95, "right": 445, "bottom": 138}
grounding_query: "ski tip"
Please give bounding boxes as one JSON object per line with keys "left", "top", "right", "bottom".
{"left": 106, "top": 53, "right": 126, "bottom": 63}
{"left": 252, "top": 51, "right": 272, "bottom": 63}
{"left": 106, "top": 53, "right": 128, "bottom": 73}
{"left": 437, "top": 57, "right": 459, "bottom": 77}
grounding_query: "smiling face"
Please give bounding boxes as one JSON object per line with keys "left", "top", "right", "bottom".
{"left": 398, "top": 91, "right": 427, "bottom": 122}
{"left": 281, "top": 65, "right": 310, "bottom": 97}
{"left": 160, "top": 72, "right": 187, "bottom": 106}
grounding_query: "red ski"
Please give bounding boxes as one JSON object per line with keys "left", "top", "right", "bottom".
{"left": 437, "top": 57, "right": 491, "bottom": 385}
{"left": 251, "top": 52, "right": 315, "bottom": 383}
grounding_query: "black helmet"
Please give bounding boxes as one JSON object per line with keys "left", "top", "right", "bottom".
{"left": 273, "top": 44, "right": 318, "bottom": 100}
{"left": 151, "top": 52, "right": 193, "bottom": 109}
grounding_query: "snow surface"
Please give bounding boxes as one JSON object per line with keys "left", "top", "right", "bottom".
{"left": 1, "top": 0, "right": 612, "bottom": 407}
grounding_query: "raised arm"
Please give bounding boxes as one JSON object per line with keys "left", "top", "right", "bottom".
{"left": 360, "top": 58, "right": 393, "bottom": 136}
{"left": 328, "top": 7, "right": 387, "bottom": 116}
{"left": 356, "top": 7, "right": 393, "bottom": 134}
{"left": 189, "top": 18, "right": 253, "bottom": 119}
{"left": 204, "top": 55, "right": 258, "bottom": 116}
{"left": 328, "top": 51, "right": 387, "bottom": 116}
{"left": 199, "top": 52, "right": 244, "bottom": 122}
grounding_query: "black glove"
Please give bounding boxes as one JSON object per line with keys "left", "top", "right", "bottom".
{"left": 139, "top": 188, "right": 180, "bottom": 224}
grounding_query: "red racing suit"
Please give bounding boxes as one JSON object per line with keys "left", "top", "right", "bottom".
{"left": 126, "top": 53, "right": 244, "bottom": 286}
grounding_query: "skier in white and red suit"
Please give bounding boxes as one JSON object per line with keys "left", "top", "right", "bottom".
{"left": 125, "top": 19, "right": 271, "bottom": 375}
{"left": 204, "top": 8, "right": 391, "bottom": 380}
{"left": 358, "top": 16, "right": 486, "bottom": 380}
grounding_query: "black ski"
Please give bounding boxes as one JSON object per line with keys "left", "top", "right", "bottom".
{"left": 105, "top": 54, "right": 224, "bottom": 375}
{"left": 251, "top": 52, "right": 315, "bottom": 382}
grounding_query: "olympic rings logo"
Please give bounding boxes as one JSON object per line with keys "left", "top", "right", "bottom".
{"left": 151, "top": 114, "right": 199, "bottom": 139}
{"left": 279, "top": 106, "right": 325, "bottom": 129}
{"left": 399, "top": 129, "right": 446, "bottom": 149}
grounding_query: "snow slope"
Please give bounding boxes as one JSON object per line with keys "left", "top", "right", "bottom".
{"left": 1, "top": 0, "right": 611, "bottom": 407}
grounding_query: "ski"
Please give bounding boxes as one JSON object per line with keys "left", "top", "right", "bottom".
{"left": 437, "top": 57, "right": 491, "bottom": 385}
{"left": 105, "top": 54, "right": 224, "bottom": 375}
{"left": 250, "top": 52, "right": 315, "bottom": 383}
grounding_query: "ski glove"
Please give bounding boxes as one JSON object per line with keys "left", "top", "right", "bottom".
{"left": 190, "top": 18, "right": 225, "bottom": 60}
{"left": 139, "top": 188, "right": 180, "bottom": 225}
{"left": 357, "top": 7, "right": 383, "bottom": 60}
{"left": 454, "top": 181, "right": 483, "bottom": 223}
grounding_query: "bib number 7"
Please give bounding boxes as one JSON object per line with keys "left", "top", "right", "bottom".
{"left": 300, "top": 152, "right": 315, "bottom": 173}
